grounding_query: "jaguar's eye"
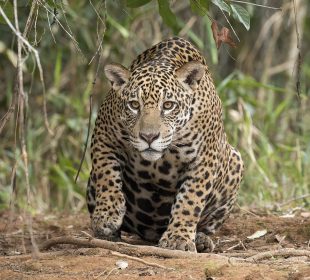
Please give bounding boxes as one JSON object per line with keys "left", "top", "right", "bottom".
{"left": 128, "top": 100, "right": 140, "bottom": 111}
{"left": 163, "top": 101, "right": 175, "bottom": 111}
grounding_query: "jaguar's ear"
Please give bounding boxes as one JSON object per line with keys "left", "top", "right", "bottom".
{"left": 175, "top": 61, "right": 205, "bottom": 91}
{"left": 104, "top": 63, "right": 129, "bottom": 91}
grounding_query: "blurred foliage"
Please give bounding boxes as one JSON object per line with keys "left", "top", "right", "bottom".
{"left": 0, "top": 0, "right": 309, "bottom": 212}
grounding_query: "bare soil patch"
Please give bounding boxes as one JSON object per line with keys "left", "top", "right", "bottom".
{"left": 0, "top": 209, "right": 309, "bottom": 280}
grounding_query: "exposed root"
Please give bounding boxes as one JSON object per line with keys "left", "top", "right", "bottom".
{"left": 39, "top": 236, "right": 227, "bottom": 260}
{"left": 38, "top": 236, "right": 310, "bottom": 265}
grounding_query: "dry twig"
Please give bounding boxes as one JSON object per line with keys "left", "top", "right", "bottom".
{"left": 74, "top": 93, "right": 93, "bottom": 183}
{"left": 226, "top": 240, "right": 246, "bottom": 251}
{"left": 75, "top": 41, "right": 106, "bottom": 182}
{"left": 278, "top": 193, "right": 310, "bottom": 207}
{"left": 36, "top": 0, "right": 83, "bottom": 56}
{"left": 237, "top": 204, "right": 259, "bottom": 217}
{"left": 292, "top": 0, "right": 302, "bottom": 100}
{"left": 75, "top": 1, "right": 106, "bottom": 182}
{"left": 246, "top": 248, "right": 310, "bottom": 262}
{"left": 222, "top": 251, "right": 257, "bottom": 258}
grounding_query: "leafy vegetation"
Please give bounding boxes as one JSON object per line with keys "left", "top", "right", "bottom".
{"left": 0, "top": 0, "right": 309, "bottom": 212}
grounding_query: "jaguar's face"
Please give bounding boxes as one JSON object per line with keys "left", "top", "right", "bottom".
{"left": 123, "top": 85, "right": 182, "bottom": 161}
{"left": 104, "top": 61, "right": 205, "bottom": 161}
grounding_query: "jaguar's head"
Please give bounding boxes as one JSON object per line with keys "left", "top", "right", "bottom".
{"left": 104, "top": 60, "right": 205, "bottom": 161}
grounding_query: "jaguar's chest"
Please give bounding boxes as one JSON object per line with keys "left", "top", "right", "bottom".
{"left": 119, "top": 148, "right": 194, "bottom": 240}
{"left": 121, "top": 149, "right": 184, "bottom": 194}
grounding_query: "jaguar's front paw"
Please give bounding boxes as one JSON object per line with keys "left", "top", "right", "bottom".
{"left": 195, "top": 232, "right": 215, "bottom": 253}
{"left": 158, "top": 234, "right": 196, "bottom": 252}
{"left": 91, "top": 217, "right": 121, "bottom": 241}
{"left": 93, "top": 225, "right": 121, "bottom": 241}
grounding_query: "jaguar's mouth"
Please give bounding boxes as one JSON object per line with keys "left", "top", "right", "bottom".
{"left": 141, "top": 148, "right": 163, "bottom": 161}
{"left": 144, "top": 148, "right": 160, "bottom": 153}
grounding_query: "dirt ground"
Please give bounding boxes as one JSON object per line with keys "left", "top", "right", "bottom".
{"left": 0, "top": 208, "right": 309, "bottom": 280}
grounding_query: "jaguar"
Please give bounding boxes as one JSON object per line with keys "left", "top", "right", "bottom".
{"left": 86, "top": 37, "right": 244, "bottom": 252}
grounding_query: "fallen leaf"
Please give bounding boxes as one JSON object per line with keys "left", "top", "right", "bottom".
{"left": 10, "top": 250, "right": 21, "bottom": 255}
{"left": 300, "top": 212, "right": 310, "bottom": 218}
{"left": 275, "top": 234, "right": 286, "bottom": 244}
{"left": 280, "top": 214, "right": 295, "bottom": 218}
{"left": 247, "top": 229, "right": 267, "bottom": 240}
{"left": 116, "top": 260, "right": 128, "bottom": 270}
{"left": 211, "top": 21, "right": 236, "bottom": 49}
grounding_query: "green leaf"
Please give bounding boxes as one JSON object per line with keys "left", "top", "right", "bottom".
{"left": 157, "top": 0, "right": 180, "bottom": 33}
{"left": 190, "top": 0, "right": 210, "bottom": 16}
{"left": 45, "top": 0, "right": 62, "bottom": 9}
{"left": 0, "top": 2, "right": 14, "bottom": 25}
{"left": 211, "top": 0, "right": 231, "bottom": 15}
{"left": 126, "top": 0, "right": 153, "bottom": 8}
{"left": 54, "top": 49, "right": 62, "bottom": 91}
{"left": 45, "top": 0, "right": 53, "bottom": 6}
{"left": 230, "top": 4, "right": 250, "bottom": 30}
{"left": 107, "top": 14, "right": 130, "bottom": 38}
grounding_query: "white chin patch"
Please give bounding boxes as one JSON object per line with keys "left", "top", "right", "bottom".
{"left": 141, "top": 150, "right": 163, "bottom": 161}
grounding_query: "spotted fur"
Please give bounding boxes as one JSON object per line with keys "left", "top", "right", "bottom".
{"left": 86, "top": 37, "right": 244, "bottom": 252}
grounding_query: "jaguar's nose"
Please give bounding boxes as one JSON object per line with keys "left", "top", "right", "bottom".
{"left": 139, "top": 132, "right": 160, "bottom": 144}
